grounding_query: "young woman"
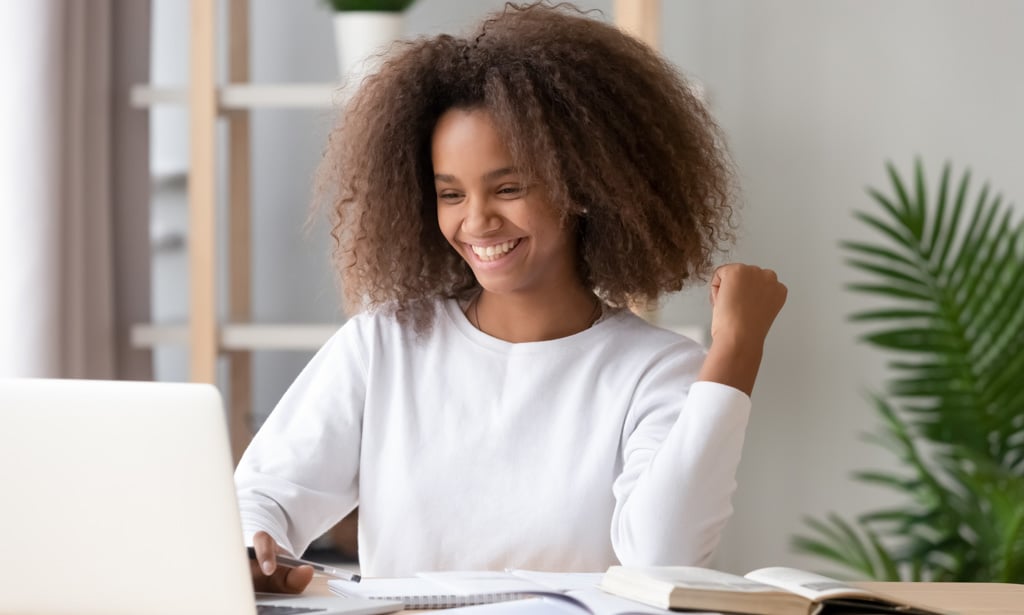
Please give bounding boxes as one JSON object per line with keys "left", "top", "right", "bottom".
{"left": 236, "top": 2, "right": 787, "bottom": 592}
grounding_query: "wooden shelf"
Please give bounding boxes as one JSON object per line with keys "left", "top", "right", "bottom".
{"left": 133, "top": 322, "right": 706, "bottom": 350}
{"left": 132, "top": 323, "right": 341, "bottom": 351}
{"left": 130, "top": 83, "right": 346, "bottom": 109}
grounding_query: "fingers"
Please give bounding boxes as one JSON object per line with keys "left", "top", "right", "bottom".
{"left": 709, "top": 263, "right": 777, "bottom": 305}
{"left": 711, "top": 263, "right": 785, "bottom": 299}
{"left": 709, "top": 270, "right": 721, "bottom": 306}
{"left": 249, "top": 560, "right": 315, "bottom": 593}
{"left": 713, "top": 262, "right": 776, "bottom": 281}
{"left": 283, "top": 564, "right": 315, "bottom": 592}
{"left": 706, "top": 262, "right": 787, "bottom": 345}
{"left": 249, "top": 531, "right": 314, "bottom": 594}
{"left": 252, "top": 531, "right": 278, "bottom": 576}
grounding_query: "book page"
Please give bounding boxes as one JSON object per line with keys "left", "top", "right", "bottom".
{"left": 568, "top": 587, "right": 706, "bottom": 615}
{"left": 601, "top": 566, "right": 809, "bottom": 615}
{"left": 743, "top": 567, "right": 878, "bottom": 602}
{"left": 509, "top": 570, "right": 605, "bottom": 591}
{"left": 620, "top": 566, "right": 780, "bottom": 592}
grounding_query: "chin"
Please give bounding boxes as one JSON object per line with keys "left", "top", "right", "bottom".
{"left": 470, "top": 276, "right": 522, "bottom": 296}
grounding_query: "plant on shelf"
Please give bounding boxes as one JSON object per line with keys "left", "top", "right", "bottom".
{"left": 323, "top": 0, "right": 417, "bottom": 80}
{"left": 322, "top": 0, "right": 415, "bottom": 11}
{"left": 793, "top": 160, "right": 1024, "bottom": 582}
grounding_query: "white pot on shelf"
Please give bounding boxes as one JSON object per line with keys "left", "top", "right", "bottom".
{"left": 333, "top": 11, "right": 406, "bottom": 84}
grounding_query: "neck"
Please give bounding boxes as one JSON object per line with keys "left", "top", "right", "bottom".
{"left": 470, "top": 285, "right": 601, "bottom": 343}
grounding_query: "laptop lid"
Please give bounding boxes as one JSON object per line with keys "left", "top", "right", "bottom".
{"left": 0, "top": 379, "right": 403, "bottom": 615}
{"left": 0, "top": 378, "right": 263, "bottom": 615}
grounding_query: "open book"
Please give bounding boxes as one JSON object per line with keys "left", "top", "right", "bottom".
{"left": 599, "top": 566, "right": 950, "bottom": 615}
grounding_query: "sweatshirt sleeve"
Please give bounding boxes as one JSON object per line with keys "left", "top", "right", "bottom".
{"left": 233, "top": 316, "right": 369, "bottom": 557}
{"left": 610, "top": 345, "right": 751, "bottom": 566}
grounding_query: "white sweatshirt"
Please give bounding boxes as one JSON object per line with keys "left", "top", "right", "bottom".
{"left": 234, "top": 299, "right": 751, "bottom": 576}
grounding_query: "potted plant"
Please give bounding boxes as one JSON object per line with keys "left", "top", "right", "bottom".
{"left": 323, "top": 0, "right": 417, "bottom": 81}
{"left": 793, "top": 161, "right": 1024, "bottom": 581}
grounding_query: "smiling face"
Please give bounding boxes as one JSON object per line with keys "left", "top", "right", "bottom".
{"left": 432, "top": 107, "right": 582, "bottom": 298}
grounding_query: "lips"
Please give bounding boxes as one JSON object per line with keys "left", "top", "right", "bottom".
{"left": 468, "top": 238, "right": 522, "bottom": 262}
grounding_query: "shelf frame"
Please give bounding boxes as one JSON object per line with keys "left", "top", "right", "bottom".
{"left": 130, "top": 83, "right": 343, "bottom": 109}
{"left": 131, "top": 323, "right": 342, "bottom": 351}
{"left": 187, "top": 0, "right": 218, "bottom": 387}
{"left": 226, "top": 0, "right": 253, "bottom": 464}
{"left": 614, "top": 0, "right": 660, "bottom": 48}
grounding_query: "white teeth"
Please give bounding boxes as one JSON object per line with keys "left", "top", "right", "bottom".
{"left": 471, "top": 239, "right": 519, "bottom": 261}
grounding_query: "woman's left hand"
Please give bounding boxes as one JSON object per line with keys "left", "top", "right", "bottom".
{"left": 698, "top": 263, "right": 788, "bottom": 396}
{"left": 708, "top": 263, "right": 787, "bottom": 346}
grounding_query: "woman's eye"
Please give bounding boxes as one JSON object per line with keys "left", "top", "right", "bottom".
{"left": 498, "top": 185, "right": 524, "bottom": 196}
{"left": 438, "top": 192, "right": 462, "bottom": 201}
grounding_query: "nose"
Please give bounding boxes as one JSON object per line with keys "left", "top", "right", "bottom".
{"left": 462, "top": 193, "right": 501, "bottom": 235}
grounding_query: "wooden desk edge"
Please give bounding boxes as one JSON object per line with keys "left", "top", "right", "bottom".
{"left": 857, "top": 582, "right": 1024, "bottom": 615}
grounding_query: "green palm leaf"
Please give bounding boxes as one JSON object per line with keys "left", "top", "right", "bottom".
{"left": 849, "top": 309, "right": 938, "bottom": 323}
{"left": 794, "top": 161, "right": 1024, "bottom": 581}
{"left": 841, "top": 240, "right": 920, "bottom": 269}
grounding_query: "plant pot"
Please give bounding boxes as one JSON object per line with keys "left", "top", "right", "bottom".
{"left": 333, "top": 11, "right": 405, "bottom": 84}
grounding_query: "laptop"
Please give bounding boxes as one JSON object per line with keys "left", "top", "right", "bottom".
{"left": 0, "top": 378, "right": 403, "bottom": 615}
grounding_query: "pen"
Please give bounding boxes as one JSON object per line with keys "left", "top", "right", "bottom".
{"left": 247, "top": 546, "right": 361, "bottom": 582}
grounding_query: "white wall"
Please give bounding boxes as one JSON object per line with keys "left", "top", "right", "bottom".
{"left": 150, "top": 0, "right": 1024, "bottom": 572}
{"left": 658, "top": 0, "right": 1024, "bottom": 574}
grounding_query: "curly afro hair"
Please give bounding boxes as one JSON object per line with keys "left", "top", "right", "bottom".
{"left": 318, "top": 1, "right": 735, "bottom": 326}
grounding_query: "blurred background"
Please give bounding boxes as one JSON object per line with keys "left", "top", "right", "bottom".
{"left": 2, "top": 0, "right": 1022, "bottom": 577}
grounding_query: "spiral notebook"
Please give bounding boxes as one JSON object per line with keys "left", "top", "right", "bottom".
{"left": 328, "top": 570, "right": 604, "bottom": 610}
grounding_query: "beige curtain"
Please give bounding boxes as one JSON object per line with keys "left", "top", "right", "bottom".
{"left": 0, "top": 1, "right": 151, "bottom": 379}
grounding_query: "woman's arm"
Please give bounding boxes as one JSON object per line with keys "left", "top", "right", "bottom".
{"left": 610, "top": 264, "right": 786, "bottom": 565}
{"left": 234, "top": 317, "right": 371, "bottom": 560}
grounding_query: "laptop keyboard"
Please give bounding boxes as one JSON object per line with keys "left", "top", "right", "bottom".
{"left": 256, "top": 606, "right": 326, "bottom": 615}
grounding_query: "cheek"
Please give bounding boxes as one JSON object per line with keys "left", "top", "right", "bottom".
{"left": 436, "top": 208, "right": 459, "bottom": 245}
{"left": 527, "top": 208, "right": 573, "bottom": 250}
{"left": 540, "top": 220, "right": 579, "bottom": 264}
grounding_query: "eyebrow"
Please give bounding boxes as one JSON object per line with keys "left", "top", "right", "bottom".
{"left": 434, "top": 167, "right": 520, "bottom": 183}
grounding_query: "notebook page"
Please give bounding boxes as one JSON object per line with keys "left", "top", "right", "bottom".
{"left": 438, "top": 597, "right": 586, "bottom": 615}
{"left": 329, "top": 577, "right": 564, "bottom": 609}
{"left": 509, "top": 570, "right": 605, "bottom": 591}
{"left": 330, "top": 577, "right": 447, "bottom": 600}
{"left": 417, "top": 570, "right": 551, "bottom": 594}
